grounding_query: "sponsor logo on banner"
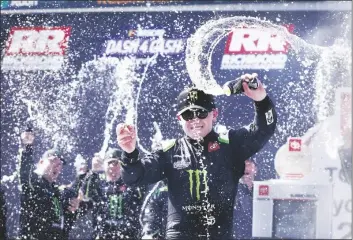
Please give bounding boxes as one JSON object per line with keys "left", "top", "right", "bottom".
{"left": 288, "top": 138, "right": 302, "bottom": 151}
{"left": 259, "top": 185, "right": 269, "bottom": 196}
{"left": 104, "top": 28, "right": 186, "bottom": 64}
{"left": 220, "top": 25, "right": 294, "bottom": 70}
{"left": 2, "top": 26, "right": 71, "bottom": 71}
{"left": 1, "top": 1, "right": 38, "bottom": 8}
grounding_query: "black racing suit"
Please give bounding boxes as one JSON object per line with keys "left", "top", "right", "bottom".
{"left": 140, "top": 180, "right": 168, "bottom": 239}
{"left": 82, "top": 172, "right": 145, "bottom": 239}
{"left": 121, "top": 96, "right": 277, "bottom": 239}
{"left": 19, "top": 145, "right": 77, "bottom": 240}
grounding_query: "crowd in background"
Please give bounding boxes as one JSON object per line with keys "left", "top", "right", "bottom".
{"left": 0, "top": 130, "right": 257, "bottom": 240}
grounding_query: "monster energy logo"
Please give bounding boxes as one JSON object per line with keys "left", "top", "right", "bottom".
{"left": 109, "top": 194, "right": 123, "bottom": 218}
{"left": 52, "top": 196, "right": 61, "bottom": 220}
{"left": 187, "top": 169, "right": 208, "bottom": 200}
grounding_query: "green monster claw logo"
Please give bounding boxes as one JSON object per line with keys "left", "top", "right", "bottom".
{"left": 187, "top": 169, "right": 208, "bottom": 200}
{"left": 109, "top": 194, "right": 123, "bottom": 218}
{"left": 189, "top": 91, "right": 198, "bottom": 102}
{"left": 52, "top": 196, "right": 61, "bottom": 220}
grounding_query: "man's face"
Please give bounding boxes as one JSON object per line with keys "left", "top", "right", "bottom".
{"left": 178, "top": 108, "right": 218, "bottom": 139}
{"left": 104, "top": 159, "right": 121, "bottom": 178}
{"left": 75, "top": 164, "right": 88, "bottom": 175}
{"left": 40, "top": 157, "right": 63, "bottom": 182}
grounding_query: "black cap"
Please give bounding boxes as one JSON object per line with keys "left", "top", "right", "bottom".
{"left": 42, "top": 149, "right": 66, "bottom": 165}
{"left": 104, "top": 148, "right": 122, "bottom": 163}
{"left": 177, "top": 87, "right": 216, "bottom": 114}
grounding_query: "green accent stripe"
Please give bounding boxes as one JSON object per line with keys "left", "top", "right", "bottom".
{"left": 85, "top": 177, "right": 92, "bottom": 198}
{"left": 162, "top": 139, "right": 176, "bottom": 152}
{"left": 218, "top": 137, "right": 229, "bottom": 144}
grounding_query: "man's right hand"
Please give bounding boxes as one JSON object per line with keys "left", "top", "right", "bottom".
{"left": 21, "top": 131, "right": 34, "bottom": 145}
{"left": 116, "top": 123, "right": 136, "bottom": 153}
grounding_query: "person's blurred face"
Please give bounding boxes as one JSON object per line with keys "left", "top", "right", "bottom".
{"left": 104, "top": 159, "right": 121, "bottom": 181}
{"left": 39, "top": 157, "right": 63, "bottom": 182}
{"left": 242, "top": 160, "right": 257, "bottom": 189}
{"left": 75, "top": 164, "right": 88, "bottom": 175}
{"left": 178, "top": 108, "right": 218, "bottom": 139}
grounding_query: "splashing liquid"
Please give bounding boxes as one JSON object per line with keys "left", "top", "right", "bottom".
{"left": 184, "top": 15, "right": 351, "bottom": 239}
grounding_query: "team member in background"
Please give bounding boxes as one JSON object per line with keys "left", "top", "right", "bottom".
{"left": 232, "top": 159, "right": 257, "bottom": 239}
{"left": 82, "top": 148, "right": 145, "bottom": 239}
{"left": 19, "top": 130, "right": 80, "bottom": 240}
{"left": 65, "top": 154, "right": 94, "bottom": 240}
{"left": 117, "top": 73, "right": 277, "bottom": 239}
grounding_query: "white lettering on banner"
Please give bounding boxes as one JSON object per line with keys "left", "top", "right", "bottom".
{"left": 128, "top": 29, "right": 165, "bottom": 37}
{"left": 105, "top": 39, "right": 185, "bottom": 55}
{"left": 220, "top": 54, "right": 287, "bottom": 70}
{"left": 2, "top": 56, "right": 65, "bottom": 71}
{"left": 10, "top": 1, "right": 38, "bottom": 7}
{"left": 221, "top": 26, "right": 293, "bottom": 70}
{"left": 3, "top": 26, "right": 71, "bottom": 71}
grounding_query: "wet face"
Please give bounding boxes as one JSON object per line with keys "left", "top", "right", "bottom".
{"left": 178, "top": 108, "right": 218, "bottom": 139}
{"left": 104, "top": 159, "right": 121, "bottom": 180}
{"left": 40, "top": 157, "right": 63, "bottom": 182}
{"left": 76, "top": 164, "right": 88, "bottom": 175}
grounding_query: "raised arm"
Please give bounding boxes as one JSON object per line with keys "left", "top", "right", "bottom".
{"left": 229, "top": 73, "right": 277, "bottom": 161}
{"left": 19, "top": 131, "right": 35, "bottom": 187}
{"left": 117, "top": 124, "right": 166, "bottom": 186}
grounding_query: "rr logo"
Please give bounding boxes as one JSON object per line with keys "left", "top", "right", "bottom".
{"left": 109, "top": 194, "right": 123, "bottom": 218}
{"left": 186, "top": 169, "right": 208, "bottom": 200}
{"left": 188, "top": 91, "right": 198, "bottom": 102}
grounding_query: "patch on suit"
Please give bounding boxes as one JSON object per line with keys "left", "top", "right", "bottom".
{"left": 208, "top": 141, "right": 220, "bottom": 152}
{"left": 265, "top": 109, "right": 274, "bottom": 125}
{"left": 249, "top": 123, "right": 257, "bottom": 132}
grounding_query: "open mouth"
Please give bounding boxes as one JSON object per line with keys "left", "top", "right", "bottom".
{"left": 191, "top": 125, "right": 203, "bottom": 130}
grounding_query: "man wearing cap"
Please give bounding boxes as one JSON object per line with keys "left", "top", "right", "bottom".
{"left": 117, "top": 73, "right": 277, "bottom": 239}
{"left": 82, "top": 148, "right": 145, "bottom": 239}
{"left": 19, "top": 131, "right": 81, "bottom": 240}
